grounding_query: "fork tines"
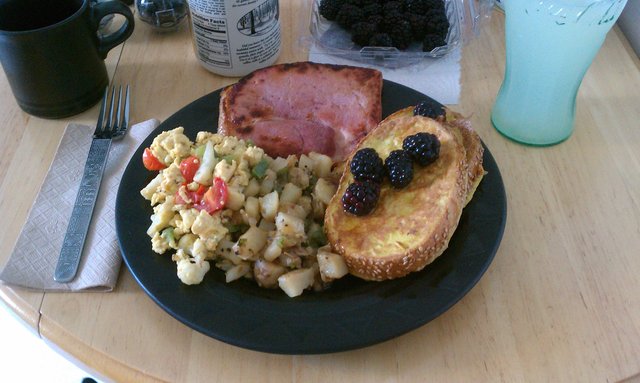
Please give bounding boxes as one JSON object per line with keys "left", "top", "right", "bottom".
{"left": 96, "top": 84, "right": 130, "bottom": 139}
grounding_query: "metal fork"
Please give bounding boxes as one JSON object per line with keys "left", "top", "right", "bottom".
{"left": 96, "top": 85, "right": 130, "bottom": 139}
{"left": 54, "top": 85, "right": 131, "bottom": 283}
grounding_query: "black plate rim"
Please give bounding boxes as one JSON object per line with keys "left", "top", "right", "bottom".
{"left": 116, "top": 80, "right": 507, "bottom": 355}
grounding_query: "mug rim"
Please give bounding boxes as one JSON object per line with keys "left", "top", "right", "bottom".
{"left": 0, "top": 0, "right": 89, "bottom": 35}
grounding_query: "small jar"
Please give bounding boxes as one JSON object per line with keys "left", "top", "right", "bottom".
{"left": 136, "top": 0, "right": 188, "bottom": 31}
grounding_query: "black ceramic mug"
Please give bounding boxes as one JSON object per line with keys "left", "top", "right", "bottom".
{"left": 0, "top": 0, "right": 134, "bottom": 118}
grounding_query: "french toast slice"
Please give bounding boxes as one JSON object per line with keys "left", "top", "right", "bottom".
{"left": 324, "top": 115, "right": 469, "bottom": 281}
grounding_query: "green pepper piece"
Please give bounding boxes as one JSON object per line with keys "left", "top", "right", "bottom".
{"left": 251, "top": 159, "right": 269, "bottom": 179}
{"left": 160, "top": 227, "right": 177, "bottom": 248}
{"left": 307, "top": 224, "right": 328, "bottom": 248}
{"left": 194, "top": 144, "right": 206, "bottom": 159}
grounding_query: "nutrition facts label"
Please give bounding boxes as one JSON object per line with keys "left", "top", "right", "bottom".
{"left": 191, "top": 13, "right": 232, "bottom": 68}
{"left": 187, "top": 0, "right": 281, "bottom": 76}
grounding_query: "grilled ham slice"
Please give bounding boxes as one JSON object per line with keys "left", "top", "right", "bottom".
{"left": 218, "top": 62, "right": 382, "bottom": 161}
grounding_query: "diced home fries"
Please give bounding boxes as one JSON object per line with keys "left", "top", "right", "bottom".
{"left": 140, "top": 127, "right": 348, "bottom": 297}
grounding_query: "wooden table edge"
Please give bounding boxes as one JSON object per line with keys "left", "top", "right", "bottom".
{"left": 39, "top": 315, "right": 166, "bottom": 383}
{"left": 0, "top": 285, "right": 42, "bottom": 333}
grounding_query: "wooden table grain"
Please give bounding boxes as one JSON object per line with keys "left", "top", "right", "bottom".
{"left": 1, "top": 3, "right": 640, "bottom": 382}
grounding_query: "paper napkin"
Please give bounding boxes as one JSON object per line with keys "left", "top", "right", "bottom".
{"left": 309, "top": 43, "right": 462, "bottom": 105}
{"left": 0, "top": 119, "right": 159, "bottom": 291}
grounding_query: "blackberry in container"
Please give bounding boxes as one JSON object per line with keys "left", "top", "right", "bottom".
{"left": 311, "top": 0, "right": 492, "bottom": 68}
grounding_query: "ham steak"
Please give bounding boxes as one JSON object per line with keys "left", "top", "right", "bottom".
{"left": 218, "top": 62, "right": 382, "bottom": 161}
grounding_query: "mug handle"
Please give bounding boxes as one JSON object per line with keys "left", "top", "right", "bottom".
{"left": 92, "top": 1, "right": 135, "bottom": 59}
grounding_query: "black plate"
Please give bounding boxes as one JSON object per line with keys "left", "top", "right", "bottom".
{"left": 116, "top": 80, "right": 507, "bottom": 355}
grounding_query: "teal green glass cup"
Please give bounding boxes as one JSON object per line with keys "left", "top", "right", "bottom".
{"left": 491, "top": 0, "right": 628, "bottom": 146}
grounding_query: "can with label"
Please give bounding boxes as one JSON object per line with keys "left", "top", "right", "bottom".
{"left": 187, "top": 0, "right": 281, "bottom": 77}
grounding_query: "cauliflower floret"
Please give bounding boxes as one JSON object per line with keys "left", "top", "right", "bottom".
{"left": 175, "top": 256, "right": 210, "bottom": 285}
{"left": 141, "top": 173, "right": 162, "bottom": 202}
{"left": 243, "top": 146, "right": 265, "bottom": 166}
{"left": 147, "top": 197, "right": 176, "bottom": 237}
{"left": 160, "top": 163, "right": 184, "bottom": 196}
{"left": 172, "top": 248, "right": 188, "bottom": 262}
{"left": 191, "top": 210, "right": 229, "bottom": 251}
{"left": 150, "top": 127, "right": 192, "bottom": 164}
{"left": 177, "top": 233, "right": 197, "bottom": 255}
{"left": 151, "top": 232, "right": 170, "bottom": 254}
{"left": 192, "top": 238, "right": 212, "bottom": 262}
{"left": 215, "top": 236, "right": 237, "bottom": 259}
{"left": 174, "top": 208, "right": 199, "bottom": 235}
{"left": 214, "top": 159, "right": 237, "bottom": 182}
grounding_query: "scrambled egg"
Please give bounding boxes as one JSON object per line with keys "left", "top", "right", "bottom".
{"left": 149, "top": 127, "right": 192, "bottom": 165}
{"left": 140, "top": 128, "right": 349, "bottom": 296}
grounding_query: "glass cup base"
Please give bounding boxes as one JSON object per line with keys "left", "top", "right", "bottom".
{"left": 491, "top": 115, "right": 572, "bottom": 147}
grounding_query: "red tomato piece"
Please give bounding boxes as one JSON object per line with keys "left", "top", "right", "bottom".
{"left": 179, "top": 156, "right": 200, "bottom": 183}
{"left": 195, "top": 184, "right": 207, "bottom": 195}
{"left": 197, "top": 177, "right": 228, "bottom": 214}
{"left": 191, "top": 184, "right": 206, "bottom": 205}
{"left": 174, "top": 191, "right": 188, "bottom": 205}
{"left": 142, "top": 148, "right": 166, "bottom": 171}
{"left": 175, "top": 183, "right": 207, "bottom": 206}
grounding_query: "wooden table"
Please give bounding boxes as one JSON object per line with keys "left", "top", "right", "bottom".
{"left": 2, "top": 3, "right": 640, "bottom": 382}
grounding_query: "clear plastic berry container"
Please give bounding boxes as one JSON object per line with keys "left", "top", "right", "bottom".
{"left": 308, "top": 0, "right": 495, "bottom": 68}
